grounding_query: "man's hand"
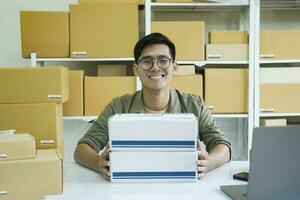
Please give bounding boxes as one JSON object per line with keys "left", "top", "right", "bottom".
{"left": 197, "top": 139, "right": 211, "bottom": 179}
{"left": 97, "top": 144, "right": 111, "bottom": 180}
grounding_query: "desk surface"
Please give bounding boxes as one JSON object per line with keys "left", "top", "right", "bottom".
{"left": 42, "top": 121, "right": 249, "bottom": 200}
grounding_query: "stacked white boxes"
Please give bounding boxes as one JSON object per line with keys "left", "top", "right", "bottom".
{"left": 108, "top": 113, "right": 198, "bottom": 182}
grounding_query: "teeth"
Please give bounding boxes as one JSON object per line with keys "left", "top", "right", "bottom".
{"left": 149, "top": 74, "right": 164, "bottom": 79}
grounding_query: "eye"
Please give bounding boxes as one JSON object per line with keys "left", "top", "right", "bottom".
{"left": 140, "top": 59, "right": 152, "bottom": 66}
{"left": 158, "top": 58, "right": 169, "bottom": 65}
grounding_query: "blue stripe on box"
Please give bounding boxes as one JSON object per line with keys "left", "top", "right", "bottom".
{"left": 112, "top": 145, "right": 193, "bottom": 148}
{"left": 111, "top": 140, "right": 195, "bottom": 147}
{"left": 113, "top": 171, "right": 196, "bottom": 179}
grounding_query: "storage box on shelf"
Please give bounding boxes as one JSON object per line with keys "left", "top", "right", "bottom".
{"left": 151, "top": 21, "right": 205, "bottom": 61}
{"left": 20, "top": 11, "right": 69, "bottom": 58}
{"left": 63, "top": 70, "right": 84, "bottom": 116}
{"left": 260, "top": 30, "right": 300, "bottom": 60}
{"left": 84, "top": 76, "right": 136, "bottom": 116}
{"left": 97, "top": 65, "right": 128, "bottom": 76}
{"left": 171, "top": 75, "right": 203, "bottom": 97}
{"left": 0, "top": 103, "right": 64, "bottom": 157}
{"left": 0, "top": 67, "right": 68, "bottom": 104}
{"left": 0, "top": 149, "right": 62, "bottom": 199}
{"left": 204, "top": 68, "right": 248, "bottom": 114}
{"left": 0, "top": 134, "right": 36, "bottom": 161}
{"left": 260, "top": 67, "right": 300, "bottom": 113}
{"left": 70, "top": 3, "right": 138, "bottom": 58}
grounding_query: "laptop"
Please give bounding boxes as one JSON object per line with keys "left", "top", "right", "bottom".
{"left": 221, "top": 125, "right": 300, "bottom": 200}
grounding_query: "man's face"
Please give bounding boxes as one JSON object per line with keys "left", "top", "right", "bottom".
{"left": 134, "top": 44, "right": 177, "bottom": 91}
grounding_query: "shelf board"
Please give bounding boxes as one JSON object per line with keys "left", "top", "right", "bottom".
{"left": 35, "top": 57, "right": 135, "bottom": 62}
{"left": 260, "top": 113, "right": 300, "bottom": 117}
{"left": 205, "top": 60, "right": 249, "bottom": 65}
{"left": 151, "top": 1, "right": 249, "bottom": 11}
{"left": 260, "top": 59, "right": 300, "bottom": 64}
{"left": 63, "top": 116, "right": 97, "bottom": 122}
{"left": 261, "top": 0, "right": 300, "bottom": 10}
{"left": 213, "top": 114, "right": 248, "bottom": 118}
{"left": 64, "top": 114, "right": 248, "bottom": 121}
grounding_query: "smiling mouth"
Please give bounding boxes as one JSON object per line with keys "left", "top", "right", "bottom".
{"left": 148, "top": 74, "right": 165, "bottom": 79}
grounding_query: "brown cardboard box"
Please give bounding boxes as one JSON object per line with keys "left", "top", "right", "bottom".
{"left": 260, "top": 30, "right": 300, "bottom": 60}
{"left": 206, "top": 44, "right": 248, "bottom": 61}
{"left": 70, "top": 4, "right": 138, "bottom": 58}
{"left": 84, "top": 76, "right": 136, "bottom": 115}
{"left": 155, "top": 0, "right": 194, "bottom": 2}
{"left": 0, "top": 103, "right": 64, "bottom": 157}
{"left": 0, "top": 149, "right": 62, "bottom": 199}
{"left": 20, "top": 11, "right": 69, "bottom": 58}
{"left": 63, "top": 70, "right": 84, "bottom": 116}
{"left": 260, "top": 119, "right": 287, "bottom": 127}
{"left": 260, "top": 84, "right": 300, "bottom": 113}
{"left": 97, "top": 65, "right": 127, "bottom": 76}
{"left": 205, "top": 69, "right": 248, "bottom": 113}
{"left": 174, "top": 65, "right": 195, "bottom": 76}
{"left": 79, "top": 0, "right": 144, "bottom": 4}
{"left": 260, "top": 67, "right": 300, "bottom": 113}
{"left": 151, "top": 21, "right": 205, "bottom": 61}
{"left": 209, "top": 31, "right": 248, "bottom": 44}
{"left": 0, "top": 67, "right": 69, "bottom": 104}
{"left": 171, "top": 75, "right": 203, "bottom": 96}
{"left": 0, "top": 134, "right": 36, "bottom": 161}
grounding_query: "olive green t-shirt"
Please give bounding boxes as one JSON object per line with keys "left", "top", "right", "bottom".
{"left": 78, "top": 88, "right": 231, "bottom": 157}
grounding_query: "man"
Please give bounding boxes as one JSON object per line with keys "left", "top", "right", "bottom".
{"left": 74, "top": 33, "right": 231, "bottom": 181}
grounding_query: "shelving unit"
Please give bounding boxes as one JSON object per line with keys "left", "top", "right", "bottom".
{"left": 31, "top": 0, "right": 260, "bottom": 159}
{"left": 254, "top": 0, "right": 300, "bottom": 128}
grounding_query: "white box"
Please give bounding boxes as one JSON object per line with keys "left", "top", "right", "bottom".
{"left": 108, "top": 114, "right": 197, "bottom": 151}
{"left": 110, "top": 151, "right": 197, "bottom": 182}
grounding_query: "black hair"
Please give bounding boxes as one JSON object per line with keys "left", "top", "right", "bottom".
{"left": 133, "top": 32, "right": 176, "bottom": 64}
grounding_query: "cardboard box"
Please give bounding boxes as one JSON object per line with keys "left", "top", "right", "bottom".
{"left": 63, "top": 70, "right": 84, "bottom": 116}
{"left": 97, "top": 65, "right": 127, "bottom": 76}
{"left": 151, "top": 21, "right": 205, "bottom": 61}
{"left": 155, "top": 0, "right": 194, "bottom": 2}
{"left": 260, "top": 67, "right": 300, "bottom": 84}
{"left": 205, "top": 69, "right": 248, "bottom": 113}
{"left": 260, "top": 30, "right": 300, "bottom": 60}
{"left": 171, "top": 75, "right": 203, "bottom": 97}
{"left": 0, "top": 67, "right": 69, "bottom": 104}
{"left": 260, "top": 119, "right": 287, "bottom": 127}
{"left": 174, "top": 65, "right": 195, "bottom": 76}
{"left": 0, "top": 149, "right": 62, "bottom": 199}
{"left": 206, "top": 44, "right": 248, "bottom": 61}
{"left": 260, "top": 67, "right": 300, "bottom": 113}
{"left": 0, "top": 103, "right": 64, "bottom": 157}
{"left": 20, "top": 11, "right": 69, "bottom": 58}
{"left": 260, "top": 84, "right": 300, "bottom": 113}
{"left": 109, "top": 114, "right": 197, "bottom": 151}
{"left": 209, "top": 30, "right": 248, "bottom": 44}
{"left": 0, "top": 134, "right": 36, "bottom": 161}
{"left": 79, "top": 0, "right": 144, "bottom": 4}
{"left": 110, "top": 151, "right": 197, "bottom": 182}
{"left": 84, "top": 76, "right": 136, "bottom": 115}
{"left": 70, "top": 4, "right": 138, "bottom": 58}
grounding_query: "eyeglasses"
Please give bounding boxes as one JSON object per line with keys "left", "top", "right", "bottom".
{"left": 138, "top": 57, "right": 173, "bottom": 71}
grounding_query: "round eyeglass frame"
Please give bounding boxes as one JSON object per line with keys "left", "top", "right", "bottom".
{"left": 138, "top": 57, "right": 173, "bottom": 71}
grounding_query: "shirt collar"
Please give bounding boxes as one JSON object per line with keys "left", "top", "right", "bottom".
{"left": 129, "top": 88, "right": 183, "bottom": 113}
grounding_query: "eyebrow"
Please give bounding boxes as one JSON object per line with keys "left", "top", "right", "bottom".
{"left": 139, "top": 55, "right": 171, "bottom": 60}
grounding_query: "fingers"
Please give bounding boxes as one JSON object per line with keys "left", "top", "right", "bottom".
{"left": 101, "top": 144, "right": 110, "bottom": 160}
{"left": 197, "top": 139, "right": 201, "bottom": 151}
{"left": 101, "top": 166, "right": 111, "bottom": 180}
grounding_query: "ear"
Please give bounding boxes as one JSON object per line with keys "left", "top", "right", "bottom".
{"left": 133, "top": 63, "right": 139, "bottom": 77}
{"left": 172, "top": 62, "right": 178, "bottom": 75}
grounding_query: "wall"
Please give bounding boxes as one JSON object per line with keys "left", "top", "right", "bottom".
{"left": 0, "top": 0, "right": 78, "bottom": 67}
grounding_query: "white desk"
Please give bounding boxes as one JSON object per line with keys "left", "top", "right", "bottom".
{"left": 42, "top": 121, "right": 249, "bottom": 200}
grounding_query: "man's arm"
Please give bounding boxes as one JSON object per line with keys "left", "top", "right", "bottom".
{"left": 74, "top": 143, "right": 111, "bottom": 180}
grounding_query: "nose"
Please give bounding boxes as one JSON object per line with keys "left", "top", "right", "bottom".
{"left": 150, "top": 60, "right": 160, "bottom": 71}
